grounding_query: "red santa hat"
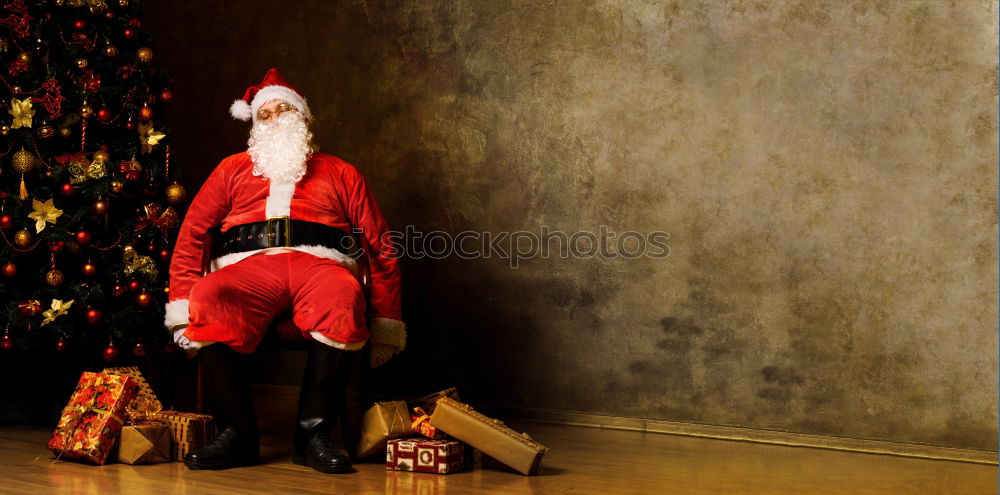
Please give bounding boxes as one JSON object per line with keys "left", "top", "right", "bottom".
{"left": 229, "top": 68, "right": 312, "bottom": 121}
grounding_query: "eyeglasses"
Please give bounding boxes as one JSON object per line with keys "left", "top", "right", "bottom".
{"left": 256, "top": 102, "right": 297, "bottom": 121}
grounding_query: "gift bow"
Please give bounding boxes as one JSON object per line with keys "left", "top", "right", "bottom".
{"left": 18, "top": 299, "right": 41, "bottom": 316}
{"left": 126, "top": 395, "right": 163, "bottom": 425}
{"left": 67, "top": 154, "right": 107, "bottom": 184}
{"left": 135, "top": 203, "right": 179, "bottom": 236}
{"left": 411, "top": 407, "right": 431, "bottom": 430}
{"left": 122, "top": 247, "right": 158, "bottom": 279}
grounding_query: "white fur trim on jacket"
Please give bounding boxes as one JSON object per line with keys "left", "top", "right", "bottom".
{"left": 265, "top": 182, "right": 295, "bottom": 218}
{"left": 309, "top": 331, "right": 366, "bottom": 351}
{"left": 164, "top": 299, "right": 190, "bottom": 330}
{"left": 370, "top": 317, "right": 406, "bottom": 353}
{"left": 210, "top": 245, "right": 358, "bottom": 273}
{"left": 251, "top": 86, "right": 311, "bottom": 121}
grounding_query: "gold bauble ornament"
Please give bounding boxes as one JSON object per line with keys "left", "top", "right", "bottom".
{"left": 16, "top": 52, "right": 30, "bottom": 63}
{"left": 75, "top": 58, "right": 88, "bottom": 69}
{"left": 136, "top": 47, "right": 153, "bottom": 63}
{"left": 165, "top": 182, "right": 186, "bottom": 205}
{"left": 93, "top": 149, "right": 110, "bottom": 163}
{"left": 59, "top": 127, "right": 71, "bottom": 138}
{"left": 11, "top": 148, "right": 35, "bottom": 174}
{"left": 14, "top": 229, "right": 31, "bottom": 247}
{"left": 80, "top": 105, "right": 93, "bottom": 118}
{"left": 122, "top": 244, "right": 135, "bottom": 256}
{"left": 53, "top": 0, "right": 64, "bottom": 5}
{"left": 118, "top": 0, "right": 127, "bottom": 5}
{"left": 10, "top": 85, "right": 21, "bottom": 94}
{"left": 0, "top": 125, "right": 10, "bottom": 136}
{"left": 46, "top": 269, "right": 64, "bottom": 287}
{"left": 92, "top": 199, "right": 109, "bottom": 216}
{"left": 103, "top": 44, "right": 118, "bottom": 57}
{"left": 110, "top": 180, "right": 123, "bottom": 193}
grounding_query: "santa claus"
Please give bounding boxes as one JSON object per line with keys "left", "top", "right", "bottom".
{"left": 164, "top": 68, "right": 404, "bottom": 473}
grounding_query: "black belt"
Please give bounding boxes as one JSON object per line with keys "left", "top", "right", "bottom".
{"left": 212, "top": 218, "right": 360, "bottom": 258}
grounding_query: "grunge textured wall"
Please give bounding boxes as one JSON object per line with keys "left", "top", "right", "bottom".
{"left": 146, "top": 1, "right": 999, "bottom": 450}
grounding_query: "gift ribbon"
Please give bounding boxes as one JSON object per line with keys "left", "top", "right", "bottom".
{"left": 53, "top": 405, "right": 126, "bottom": 462}
{"left": 126, "top": 395, "right": 163, "bottom": 425}
{"left": 411, "top": 407, "right": 431, "bottom": 430}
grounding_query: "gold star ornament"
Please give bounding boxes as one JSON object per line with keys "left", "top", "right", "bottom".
{"left": 42, "top": 299, "right": 74, "bottom": 326}
{"left": 28, "top": 197, "right": 63, "bottom": 233}
{"left": 138, "top": 122, "right": 165, "bottom": 154}
{"left": 9, "top": 97, "right": 35, "bottom": 128}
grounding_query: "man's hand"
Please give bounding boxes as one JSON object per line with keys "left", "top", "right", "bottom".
{"left": 172, "top": 325, "right": 198, "bottom": 350}
{"left": 370, "top": 343, "right": 396, "bottom": 368}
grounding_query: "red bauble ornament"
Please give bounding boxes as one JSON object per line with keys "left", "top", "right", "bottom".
{"left": 73, "top": 19, "right": 87, "bottom": 30}
{"left": 56, "top": 338, "right": 66, "bottom": 352}
{"left": 128, "top": 279, "right": 141, "bottom": 292}
{"left": 136, "top": 291, "right": 152, "bottom": 307}
{"left": 85, "top": 308, "right": 102, "bottom": 325}
{"left": 48, "top": 240, "right": 65, "bottom": 252}
{"left": 0, "top": 214, "right": 12, "bottom": 229}
{"left": 123, "top": 27, "right": 135, "bottom": 40}
{"left": 82, "top": 261, "right": 96, "bottom": 277}
{"left": 125, "top": 118, "right": 136, "bottom": 131}
{"left": 2, "top": 262, "right": 15, "bottom": 278}
{"left": 132, "top": 342, "right": 145, "bottom": 357}
{"left": 159, "top": 89, "right": 173, "bottom": 102}
{"left": 102, "top": 343, "right": 119, "bottom": 362}
{"left": 112, "top": 284, "right": 126, "bottom": 297}
{"left": 138, "top": 105, "right": 153, "bottom": 121}
{"left": 75, "top": 230, "right": 92, "bottom": 245}
{"left": 59, "top": 182, "right": 74, "bottom": 196}
{"left": 97, "top": 108, "right": 112, "bottom": 122}
{"left": 1, "top": 333, "right": 13, "bottom": 350}
{"left": 159, "top": 248, "right": 170, "bottom": 262}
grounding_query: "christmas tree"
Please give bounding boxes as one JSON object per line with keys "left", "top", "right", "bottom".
{"left": 0, "top": 0, "right": 182, "bottom": 363}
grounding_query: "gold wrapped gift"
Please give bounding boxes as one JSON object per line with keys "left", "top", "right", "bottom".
{"left": 117, "top": 423, "right": 171, "bottom": 465}
{"left": 356, "top": 401, "right": 415, "bottom": 459}
{"left": 429, "top": 397, "right": 548, "bottom": 475}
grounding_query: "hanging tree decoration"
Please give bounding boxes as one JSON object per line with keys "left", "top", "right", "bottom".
{"left": 40, "top": 298, "right": 74, "bottom": 326}
{"left": 28, "top": 197, "right": 62, "bottom": 233}
{"left": 11, "top": 147, "right": 36, "bottom": 199}
{"left": 9, "top": 97, "right": 34, "bottom": 128}
{"left": 137, "top": 122, "right": 164, "bottom": 154}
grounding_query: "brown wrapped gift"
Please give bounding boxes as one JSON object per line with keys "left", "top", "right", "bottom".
{"left": 102, "top": 366, "right": 162, "bottom": 411}
{"left": 151, "top": 410, "right": 216, "bottom": 461}
{"left": 117, "top": 423, "right": 171, "bottom": 465}
{"left": 407, "top": 387, "right": 460, "bottom": 415}
{"left": 357, "top": 401, "right": 415, "bottom": 459}
{"left": 429, "top": 397, "right": 548, "bottom": 475}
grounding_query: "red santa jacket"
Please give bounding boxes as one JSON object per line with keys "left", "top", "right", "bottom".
{"left": 164, "top": 151, "right": 405, "bottom": 351}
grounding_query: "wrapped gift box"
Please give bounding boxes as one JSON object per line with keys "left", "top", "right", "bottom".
{"left": 429, "top": 397, "right": 548, "bottom": 475}
{"left": 151, "top": 410, "right": 216, "bottom": 461}
{"left": 117, "top": 423, "right": 171, "bottom": 465}
{"left": 48, "top": 371, "right": 139, "bottom": 465}
{"left": 357, "top": 401, "right": 415, "bottom": 459}
{"left": 387, "top": 438, "right": 464, "bottom": 474}
{"left": 102, "top": 366, "right": 162, "bottom": 412}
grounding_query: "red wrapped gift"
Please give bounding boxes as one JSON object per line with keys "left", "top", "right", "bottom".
{"left": 387, "top": 438, "right": 464, "bottom": 474}
{"left": 49, "top": 371, "right": 139, "bottom": 465}
{"left": 411, "top": 407, "right": 444, "bottom": 439}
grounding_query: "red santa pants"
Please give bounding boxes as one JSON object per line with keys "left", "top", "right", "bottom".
{"left": 182, "top": 251, "right": 366, "bottom": 353}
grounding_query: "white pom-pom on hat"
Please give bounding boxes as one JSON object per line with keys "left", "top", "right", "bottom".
{"left": 230, "top": 99, "right": 252, "bottom": 121}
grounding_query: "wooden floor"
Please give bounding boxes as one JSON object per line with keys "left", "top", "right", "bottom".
{"left": 1, "top": 421, "right": 996, "bottom": 495}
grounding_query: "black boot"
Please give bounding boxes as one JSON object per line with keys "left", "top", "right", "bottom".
{"left": 292, "top": 340, "right": 356, "bottom": 474}
{"left": 184, "top": 343, "right": 260, "bottom": 470}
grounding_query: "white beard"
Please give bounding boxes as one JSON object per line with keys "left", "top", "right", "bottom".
{"left": 247, "top": 112, "right": 313, "bottom": 184}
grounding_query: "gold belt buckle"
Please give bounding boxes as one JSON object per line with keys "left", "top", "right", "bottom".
{"left": 265, "top": 216, "right": 291, "bottom": 248}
